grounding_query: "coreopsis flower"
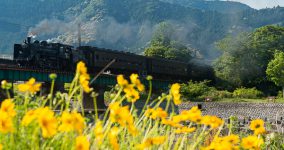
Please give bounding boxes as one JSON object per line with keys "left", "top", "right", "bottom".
{"left": 79, "top": 74, "right": 92, "bottom": 92}
{"left": 18, "top": 78, "right": 41, "bottom": 94}
{"left": 137, "top": 136, "right": 166, "bottom": 149}
{"left": 161, "top": 119, "right": 182, "bottom": 128}
{"left": 124, "top": 84, "right": 140, "bottom": 102}
{"left": 72, "top": 111, "right": 85, "bottom": 134}
{"left": 93, "top": 120, "right": 104, "bottom": 145}
{"left": 127, "top": 123, "right": 139, "bottom": 136}
{"left": 0, "top": 111, "right": 14, "bottom": 133}
{"left": 0, "top": 99, "right": 16, "bottom": 117}
{"left": 109, "top": 102, "right": 138, "bottom": 136}
{"left": 130, "top": 74, "right": 145, "bottom": 92}
{"left": 202, "top": 115, "right": 224, "bottom": 129}
{"left": 223, "top": 134, "right": 240, "bottom": 145}
{"left": 170, "top": 83, "right": 182, "bottom": 105}
{"left": 180, "top": 106, "right": 202, "bottom": 123}
{"left": 75, "top": 135, "right": 90, "bottom": 150}
{"left": 175, "top": 127, "right": 196, "bottom": 134}
{"left": 241, "top": 135, "right": 264, "bottom": 150}
{"left": 145, "top": 107, "right": 168, "bottom": 120}
{"left": 58, "top": 111, "right": 75, "bottom": 132}
{"left": 202, "top": 140, "right": 238, "bottom": 150}
{"left": 37, "top": 107, "right": 57, "bottom": 138}
{"left": 76, "top": 61, "right": 92, "bottom": 93}
{"left": 117, "top": 75, "right": 128, "bottom": 87}
{"left": 76, "top": 61, "right": 87, "bottom": 75}
{"left": 108, "top": 127, "right": 120, "bottom": 150}
{"left": 249, "top": 119, "right": 266, "bottom": 135}
{"left": 21, "top": 109, "right": 39, "bottom": 126}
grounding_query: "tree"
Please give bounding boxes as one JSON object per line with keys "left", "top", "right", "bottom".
{"left": 214, "top": 25, "right": 284, "bottom": 89}
{"left": 266, "top": 51, "right": 284, "bottom": 98}
{"left": 144, "top": 22, "right": 193, "bottom": 62}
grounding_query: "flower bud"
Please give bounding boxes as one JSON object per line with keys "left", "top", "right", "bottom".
{"left": 146, "top": 75, "right": 153, "bottom": 80}
{"left": 49, "top": 73, "right": 57, "bottom": 80}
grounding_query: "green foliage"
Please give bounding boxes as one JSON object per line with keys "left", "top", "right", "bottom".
{"left": 214, "top": 25, "right": 284, "bottom": 90}
{"left": 266, "top": 51, "right": 284, "bottom": 87}
{"left": 180, "top": 80, "right": 234, "bottom": 101}
{"left": 180, "top": 80, "right": 214, "bottom": 101}
{"left": 144, "top": 22, "right": 193, "bottom": 62}
{"left": 233, "top": 87, "right": 263, "bottom": 99}
{"left": 206, "top": 90, "right": 233, "bottom": 100}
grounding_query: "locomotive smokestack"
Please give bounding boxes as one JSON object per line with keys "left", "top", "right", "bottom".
{"left": 78, "top": 23, "right": 81, "bottom": 47}
{"left": 27, "top": 37, "right": 31, "bottom": 44}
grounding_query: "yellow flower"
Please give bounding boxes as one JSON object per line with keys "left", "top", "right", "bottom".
{"left": 117, "top": 75, "right": 128, "bottom": 87}
{"left": 202, "top": 140, "right": 237, "bottom": 150}
{"left": 0, "top": 99, "right": 16, "bottom": 117}
{"left": 37, "top": 107, "right": 57, "bottom": 138}
{"left": 145, "top": 107, "right": 168, "bottom": 120}
{"left": 127, "top": 123, "right": 139, "bottom": 136}
{"left": 170, "top": 83, "right": 182, "bottom": 105}
{"left": 202, "top": 115, "right": 224, "bottom": 129}
{"left": 76, "top": 61, "right": 92, "bottom": 93}
{"left": 76, "top": 61, "right": 87, "bottom": 75}
{"left": 130, "top": 74, "right": 145, "bottom": 92}
{"left": 75, "top": 135, "right": 90, "bottom": 150}
{"left": 79, "top": 74, "right": 92, "bottom": 93}
{"left": 0, "top": 144, "right": 2, "bottom": 150}
{"left": 0, "top": 111, "right": 14, "bottom": 134}
{"left": 58, "top": 111, "right": 75, "bottom": 132}
{"left": 18, "top": 78, "right": 41, "bottom": 94}
{"left": 109, "top": 102, "right": 138, "bottom": 136}
{"left": 223, "top": 134, "right": 240, "bottom": 145}
{"left": 94, "top": 120, "right": 104, "bottom": 145}
{"left": 137, "top": 136, "right": 166, "bottom": 149}
{"left": 241, "top": 135, "right": 263, "bottom": 150}
{"left": 109, "top": 127, "right": 120, "bottom": 150}
{"left": 21, "top": 109, "right": 38, "bottom": 126}
{"left": 249, "top": 119, "right": 266, "bottom": 135}
{"left": 124, "top": 84, "right": 140, "bottom": 102}
{"left": 175, "top": 127, "right": 196, "bottom": 134}
{"left": 72, "top": 111, "right": 85, "bottom": 134}
{"left": 162, "top": 119, "right": 182, "bottom": 128}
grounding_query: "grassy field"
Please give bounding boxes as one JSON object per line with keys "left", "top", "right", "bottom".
{"left": 216, "top": 98, "right": 284, "bottom": 103}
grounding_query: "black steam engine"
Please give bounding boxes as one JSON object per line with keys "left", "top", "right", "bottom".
{"left": 14, "top": 37, "right": 214, "bottom": 81}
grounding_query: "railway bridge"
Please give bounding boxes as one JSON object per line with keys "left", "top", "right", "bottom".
{"left": 0, "top": 59, "right": 173, "bottom": 110}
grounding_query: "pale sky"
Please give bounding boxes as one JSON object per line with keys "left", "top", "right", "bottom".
{"left": 226, "top": 0, "right": 284, "bottom": 9}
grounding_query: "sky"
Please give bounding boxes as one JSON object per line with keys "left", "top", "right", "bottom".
{"left": 227, "top": 0, "right": 284, "bottom": 9}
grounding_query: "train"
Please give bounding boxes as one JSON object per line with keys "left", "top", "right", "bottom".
{"left": 13, "top": 37, "right": 215, "bottom": 82}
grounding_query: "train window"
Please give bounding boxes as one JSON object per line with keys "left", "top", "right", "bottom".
{"left": 60, "top": 47, "right": 64, "bottom": 53}
{"left": 96, "top": 55, "right": 99, "bottom": 60}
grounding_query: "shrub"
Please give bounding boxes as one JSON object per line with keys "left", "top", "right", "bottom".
{"left": 180, "top": 81, "right": 233, "bottom": 101}
{"left": 233, "top": 87, "right": 263, "bottom": 99}
{"left": 206, "top": 90, "right": 233, "bottom": 100}
{"left": 180, "top": 80, "right": 215, "bottom": 101}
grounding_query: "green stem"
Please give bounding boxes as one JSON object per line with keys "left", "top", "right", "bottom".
{"left": 49, "top": 79, "right": 55, "bottom": 108}
{"left": 190, "top": 125, "right": 207, "bottom": 150}
{"left": 139, "top": 80, "right": 152, "bottom": 118}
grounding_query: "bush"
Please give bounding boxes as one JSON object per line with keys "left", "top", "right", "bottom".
{"left": 206, "top": 90, "right": 233, "bottom": 100}
{"left": 180, "top": 81, "right": 234, "bottom": 101}
{"left": 233, "top": 87, "right": 263, "bottom": 99}
{"left": 180, "top": 80, "right": 215, "bottom": 101}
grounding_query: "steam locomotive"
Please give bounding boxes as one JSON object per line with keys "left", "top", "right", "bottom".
{"left": 14, "top": 37, "right": 214, "bottom": 81}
